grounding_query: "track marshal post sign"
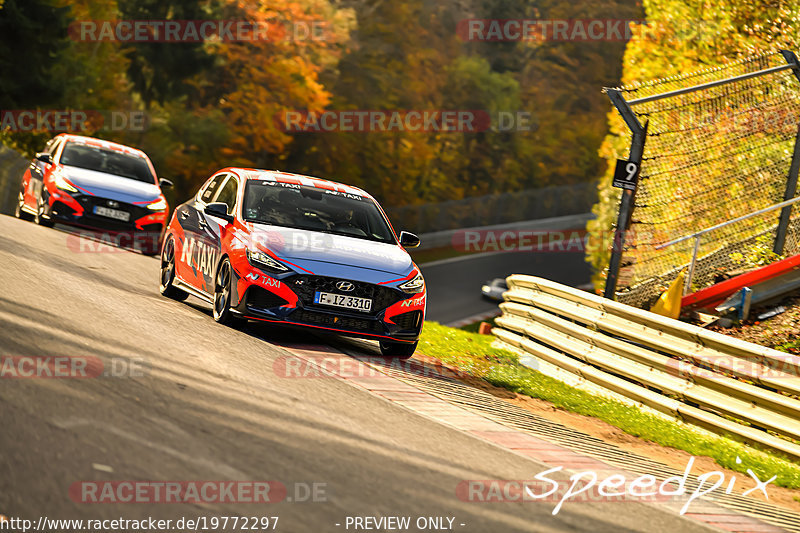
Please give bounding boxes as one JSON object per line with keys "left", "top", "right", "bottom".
{"left": 612, "top": 159, "right": 640, "bottom": 191}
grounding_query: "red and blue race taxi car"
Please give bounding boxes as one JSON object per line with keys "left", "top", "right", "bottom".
{"left": 14, "top": 134, "right": 172, "bottom": 254}
{"left": 159, "top": 168, "right": 425, "bottom": 357}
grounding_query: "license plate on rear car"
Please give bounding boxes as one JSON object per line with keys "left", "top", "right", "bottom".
{"left": 93, "top": 206, "right": 130, "bottom": 222}
{"left": 314, "top": 291, "right": 372, "bottom": 313}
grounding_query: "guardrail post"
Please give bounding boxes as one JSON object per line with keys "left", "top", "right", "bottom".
{"left": 774, "top": 121, "right": 800, "bottom": 255}
{"left": 684, "top": 235, "right": 702, "bottom": 295}
{"left": 774, "top": 51, "right": 800, "bottom": 255}
{"left": 604, "top": 89, "right": 647, "bottom": 299}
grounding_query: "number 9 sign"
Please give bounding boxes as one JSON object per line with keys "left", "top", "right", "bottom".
{"left": 612, "top": 159, "right": 640, "bottom": 191}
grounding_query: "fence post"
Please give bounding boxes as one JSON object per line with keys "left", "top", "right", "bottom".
{"left": 774, "top": 123, "right": 800, "bottom": 255}
{"left": 774, "top": 51, "right": 800, "bottom": 255}
{"left": 604, "top": 89, "right": 647, "bottom": 299}
{"left": 684, "top": 235, "right": 702, "bottom": 295}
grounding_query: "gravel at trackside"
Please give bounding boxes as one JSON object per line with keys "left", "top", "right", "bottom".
{"left": 712, "top": 296, "right": 800, "bottom": 354}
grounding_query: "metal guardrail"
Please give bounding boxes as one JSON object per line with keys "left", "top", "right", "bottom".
{"left": 493, "top": 274, "right": 800, "bottom": 460}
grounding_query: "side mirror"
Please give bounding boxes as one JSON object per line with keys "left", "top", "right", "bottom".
{"left": 205, "top": 202, "right": 233, "bottom": 223}
{"left": 35, "top": 152, "right": 52, "bottom": 164}
{"left": 399, "top": 231, "right": 421, "bottom": 249}
{"left": 159, "top": 178, "right": 174, "bottom": 190}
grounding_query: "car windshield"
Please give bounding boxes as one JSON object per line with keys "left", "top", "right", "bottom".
{"left": 59, "top": 142, "right": 156, "bottom": 184}
{"left": 243, "top": 180, "right": 396, "bottom": 244}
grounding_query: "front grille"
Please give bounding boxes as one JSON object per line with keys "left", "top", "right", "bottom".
{"left": 246, "top": 286, "right": 289, "bottom": 310}
{"left": 288, "top": 275, "right": 404, "bottom": 315}
{"left": 392, "top": 310, "right": 422, "bottom": 331}
{"left": 74, "top": 195, "right": 149, "bottom": 231}
{"left": 291, "top": 309, "right": 384, "bottom": 334}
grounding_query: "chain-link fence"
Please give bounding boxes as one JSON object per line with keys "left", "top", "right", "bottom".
{"left": 386, "top": 181, "right": 597, "bottom": 235}
{"left": 599, "top": 51, "right": 800, "bottom": 308}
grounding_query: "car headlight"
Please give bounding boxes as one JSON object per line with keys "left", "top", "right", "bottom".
{"left": 54, "top": 174, "right": 77, "bottom": 193}
{"left": 399, "top": 273, "right": 425, "bottom": 294}
{"left": 247, "top": 249, "right": 289, "bottom": 273}
{"left": 147, "top": 197, "right": 167, "bottom": 211}
{"left": 481, "top": 285, "right": 491, "bottom": 293}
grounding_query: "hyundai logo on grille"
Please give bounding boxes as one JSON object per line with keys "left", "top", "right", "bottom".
{"left": 336, "top": 281, "right": 355, "bottom": 292}
{"left": 107, "top": 200, "right": 119, "bottom": 208}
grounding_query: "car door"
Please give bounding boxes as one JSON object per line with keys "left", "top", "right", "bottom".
{"left": 201, "top": 174, "right": 240, "bottom": 292}
{"left": 174, "top": 172, "right": 227, "bottom": 292}
{"left": 23, "top": 136, "right": 62, "bottom": 209}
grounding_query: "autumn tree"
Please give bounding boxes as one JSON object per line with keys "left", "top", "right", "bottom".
{"left": 586, "top": 0, "right": 800, "bottom": 289}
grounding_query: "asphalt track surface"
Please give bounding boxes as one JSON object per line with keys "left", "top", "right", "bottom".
{"left": 420, "top": 251, "right": 591, "bottom": 325}
{"left": 0, "top": 215, "right": 716, "bottom": 533}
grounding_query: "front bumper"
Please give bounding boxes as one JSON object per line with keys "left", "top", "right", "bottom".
{"left": 45, "top": 188, "right": 167, "bottom": 252}
{"left": 232, "top": 269, "right": 425, "bottom": 343}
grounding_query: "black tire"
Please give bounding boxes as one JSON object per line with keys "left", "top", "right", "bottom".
{"left": 213, "top": 258, "right": 239, "bottom": 325}
{"left": 14, "top": 190, "right": 33, "bottom": 221}
{"left": 159, "top": 237, "right": 189, "bottom": 301}
{"left": 34, "top": 193, "right": 54, "bottom": 227}
{"left": 379, "top": 340, "right": 418, "bottom": 359}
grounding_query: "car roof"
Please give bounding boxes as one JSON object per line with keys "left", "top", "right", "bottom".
{"left": 56, "top": 134, "right": 149, "bottom": 158}
{"left": 226, "top": 168, "right": 370, "bottom": 199}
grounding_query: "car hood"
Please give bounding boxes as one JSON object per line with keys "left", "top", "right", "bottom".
{"left": 246, "top": 224, "right": 414, "bottom": 278}
{"left": 59, "top": 165, "right": 161, "bottom": 203}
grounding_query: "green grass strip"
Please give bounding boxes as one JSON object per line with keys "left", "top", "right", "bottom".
{"left": 419, "top": 321, "right": 800, "bottom": 489}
